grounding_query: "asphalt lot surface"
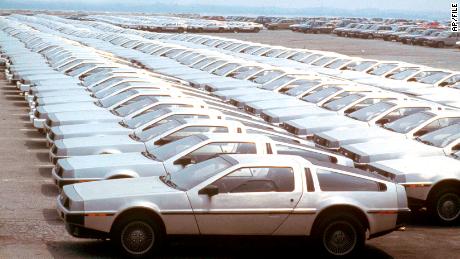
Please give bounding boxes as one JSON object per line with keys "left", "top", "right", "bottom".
{"left": 0, "top": 57, "right": 459, "bottom": 257}
{"left": 204, "top": 30, "right": 460, "bottom": 71}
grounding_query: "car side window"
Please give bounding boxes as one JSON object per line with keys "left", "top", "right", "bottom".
{"left": 185, "top": 142, "right": 257, "bottom": 163}
{"left": 276, "top": 144, "right": 332, "bottom": 163}
{"left": 212, "top": 167, "right": 295, "bottom": 193}
{"left": 316, "top": 169, "right": 385, "bottom": 192}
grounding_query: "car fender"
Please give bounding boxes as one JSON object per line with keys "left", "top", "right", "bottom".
{"left": 104, "top": 170, "right": 140, "bottom": 179}
{"left": 314, "top": 197, "right": 373, "bottom": 232}
{"left": 97, "top": 149, "right": 122, "bottom": 155}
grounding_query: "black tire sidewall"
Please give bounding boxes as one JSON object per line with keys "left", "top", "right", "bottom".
{"left": 428, "top": 187, "right": 460, "bottom": 225}
{"left": 314, "top": 214, "right": 365, "bottom": 257}
{"left": 111, "top": 214, "right": 164, "bottom": 258}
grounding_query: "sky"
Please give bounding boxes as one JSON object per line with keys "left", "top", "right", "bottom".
{"left": 0, "top": 0, "right": 452, "bottom": 19}
{"left": 5, "top": 0, "right": 451, "bottom": 12}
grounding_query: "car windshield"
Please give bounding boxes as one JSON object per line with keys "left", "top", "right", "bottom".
{"left": 98, "top": 82, "right": 151, "bottom": 98}
{"left": 202, "top": 60, "right": 226, "bottom": 72}
{"left": 289, "top": 52, "right": 310, "bottom": 61}
{"left": 253, "top": 71, "right": 284, "bottom": 84}
{"left": 348, "top": 102, "right": 395, "bottom": 121}
{"left": 251, "top": 47, "right": 270, "bottom": 55}
{"left": 93, "top": 77, "right": 125, "bottom": 90}
{"left": 231, "top": 67, "right": 261, "bottom": 79}
{"left": 387, "top": 68, "right": 419, "bottom": 80}
{"left": 148, "top": 135, "right": 202, "bottom": 161}
{"left": 325, "top": 59, "right": 350, "bottom": 69}
{"left": 167, "top": 157, "right": 232, "bottom": 190}
{"left": 417, "top": 124, "right": 460, "bottom": 148}
{"left": 125, "top": 108, "right": 170, "bottom": 128}
{"left": 311, "top": 57, "right": 336, "bottom": 66}
{"left": 350, "top": 61, "right": 377, "bottom": 71}
{"left": 301, "top": 54, "right": 322, "bottom": 64}
{"left": 323, "top": 94, "right": 362, "bottom": 111}
{"left": 418, "top": 72, "right": 450, "bottom": 84}
{"left": 67, "top": 64, "right": 96, "bottom": 76}
{"left": 302, "top": 87, "right": 340, "bottom": 103}
{"left": 212, "top": 63, "right": 239, "bottom": 76}
{"left": 113, "top": 97, "right": 154, "bottom": 116}
{"left": 278, "top": 50, "right": 296, "bottom": 58}
{"left": 285, "top": 81, "right": 321, "bottom": 96}
{"left": 383, "top": 112, "right": 434, "bottom": 133}
{"left": 265, "top": 49, "right": 284, "bottom": 57}
{"left": 191, "top": 58, "right": 215, "bottom": 69}
{"left": 262, "top": 75, "right": 295, "bottom": 90}
{"left": 367, "top": 64, "right": 398, "bottom": 76}
{"left": 137, "top": 120, "right": 181, "bottom": 142}
{"left": 100, "top": 90, "right": 135, "bottom": 107}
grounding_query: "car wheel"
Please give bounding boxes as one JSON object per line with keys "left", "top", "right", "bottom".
{"left": 254, "top": 28, "right": 260, "bottom": 33}
{"left": 177, "top": 28, "right": 184, "bottom": 33}
{"left": 428, "top": 187, "right": 460, "bottom": 225}
{"left": 112, "top": 214, "right": 164, "bottom": 258}
{"left": 437, "top": 42, "right": 445, "bottom": 48}
{"left": 316, "top": 214, "right": 365, "bottom": 257}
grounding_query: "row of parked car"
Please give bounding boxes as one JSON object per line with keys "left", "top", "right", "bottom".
{"left": 333, "top": 23, "right": 460, "bottom": 48}
{"left": 81, "top": 14, "right": 264, "bottom": 33}
{"left": 1, "top": 13, "right": 460, "bottom": 258}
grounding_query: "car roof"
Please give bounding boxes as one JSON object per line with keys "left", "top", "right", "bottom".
{"left": 197, "top": 133, "right": 272, "bottom": 142}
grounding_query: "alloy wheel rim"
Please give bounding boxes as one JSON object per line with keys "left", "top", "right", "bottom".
{"left": 121, "top": 221, "right": 155, "bottom": 255}
{"left": 323, "top": 221, "right": 357, "bottom": 256}
{"left": 437, "top": 193, "right": 460, "bottom": 222}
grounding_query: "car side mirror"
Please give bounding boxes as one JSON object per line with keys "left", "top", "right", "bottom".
{"left": 174, "top": 157, "right": 192, "bottom": 166}
{"left": 154, "top": 138, "right": 169, "bottom": 146}
{"left": 407, "top": 78, "right": 417, "bottom": 82}
{"left": 376, "top": 118, "right": 390, "bottom": 125}
{"left": 198, "top": 185, "right": 219, "bottom": 196}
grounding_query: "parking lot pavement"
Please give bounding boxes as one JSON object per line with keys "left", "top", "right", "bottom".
{"left": 204, "top": 30, "right": 460, "bottom": 71}
{"left": 0, "top": 74, "right": 459, "bottom": 258}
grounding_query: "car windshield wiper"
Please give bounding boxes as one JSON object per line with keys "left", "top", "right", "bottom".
{"left": 141, "top": 151, "right": 158, "bottom": 160}
{"left": 160, "top": 173, "right": 178, "bottom": 189}
{"left": 416, "top": 137, "right": 433, "bottom": 146}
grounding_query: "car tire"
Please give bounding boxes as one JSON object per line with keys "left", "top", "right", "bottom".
{"left": 315, "top": 214, "right": 365, "bottom": 257}
{"left": 436, "top": 42, "right": 445, "bottom": 48}
{"left": 253, "top": 28, "right": 260, "bottom": 33}
{"left": 427, "top": 187, "right": 460, "bottom": 225}
{"left": 112, "top": 214, "right": 164, "bottom": 258}
{"left": 177, "top": 28, "right": 184, "bottom": 33}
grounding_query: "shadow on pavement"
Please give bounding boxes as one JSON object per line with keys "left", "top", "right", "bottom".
{"left": 41, "top": 183, "right": 59, "bottom": 197}
{"left": 46, "top": 236, "right": 392, "bottom": 258}
{"left": 42, "top": 208, "right": 64, "bottom": 226}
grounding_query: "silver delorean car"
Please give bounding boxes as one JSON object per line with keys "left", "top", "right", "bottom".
{"left": 57, "top": 154, "right": 409, "bottom": 257}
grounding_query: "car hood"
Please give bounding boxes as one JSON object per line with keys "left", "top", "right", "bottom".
{"left": 59, "top": 152, "right": 166, "bottom": 179}
{"left": 370, "top": 156, "right": 460, "bottom": 183}
{"left": 316, "top": 127, "right": 401, "bottom": 147}
{"left": 37, "top": 95, "right": 94, "bottom": 106}
{"left": 48, "top": 110, "right": 118, "bottom": 126}
{"left": 74, "top": 176, "right": 179, "bottom": 201}
{"left": 54, "top": 135, "right": 145, "bottom": 156}
{"left": 37, "top": 102, "right": 102, "bottom": 116}
{"left": 343, "top": 139, "right": 445, "bottom": 163}
{"left": 286, "top": 115, "right": 365, "bottom": 135}
{"left": 52, "top": 122, "right": 131, "bottom": 139}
